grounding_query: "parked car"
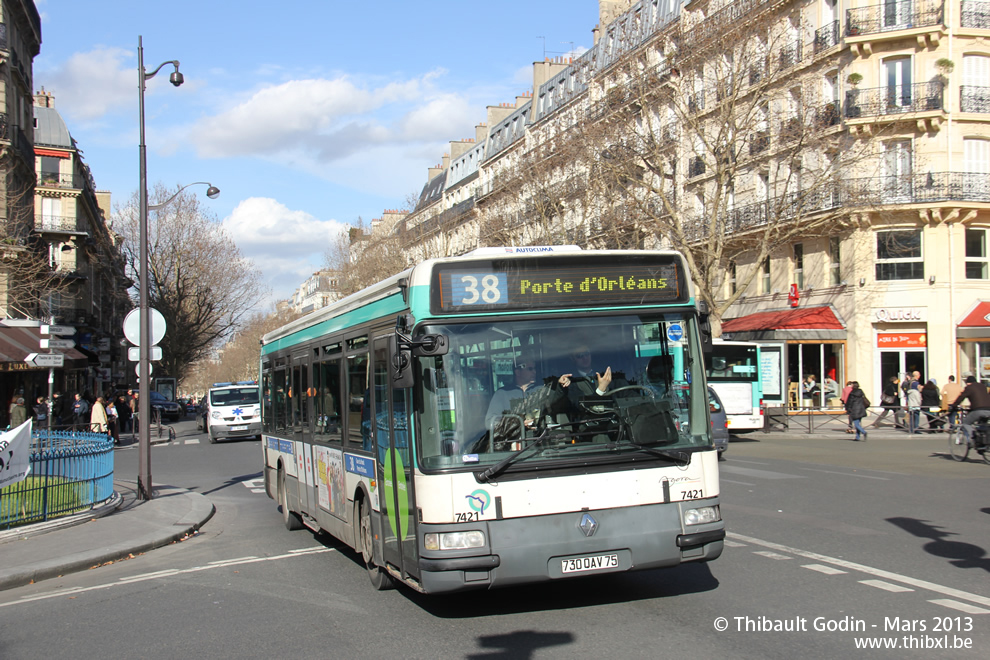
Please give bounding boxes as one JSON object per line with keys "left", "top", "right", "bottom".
{"left": 149, "top": 390, "right": 182, "bottom": 422}
{"left": 185, "top": 399, "right": 198, "bottom": 414}
{"left": 709, "top": 386, "right": 729, "bottom": 458}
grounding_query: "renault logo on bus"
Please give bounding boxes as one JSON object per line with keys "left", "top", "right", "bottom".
{"left": 579, "top": 513, "right": 598, "bottom": 537}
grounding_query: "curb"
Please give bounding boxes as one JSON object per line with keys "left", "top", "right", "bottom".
{"left": 0, "top": 490, "right": 124, "bottom": 545}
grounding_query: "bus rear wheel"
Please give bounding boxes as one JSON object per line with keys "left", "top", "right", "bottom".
{"left": 359, "top": 498, "right": 394, "bottom": 591}
{"left": 278, "top": 469, "right": 304, "bottom": 531}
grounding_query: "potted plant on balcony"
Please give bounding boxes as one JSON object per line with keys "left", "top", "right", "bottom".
{"left": 844, "top": 73, "right": 863, "bottom": 118}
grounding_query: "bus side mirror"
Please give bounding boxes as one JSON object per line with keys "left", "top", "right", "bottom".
{"left": 413, "top": 334, "right": 449, "bottom": 357}
{"left": 389, "top": 335, "right": 414, "bottom": 389}
{"left": 698, "top": 301, "right": 713, "bottom": 366}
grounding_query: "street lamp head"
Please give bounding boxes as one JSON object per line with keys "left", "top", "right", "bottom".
{"left": 169, "top": 68, "right": 184, "bottom": 87}
{"left": 206, "top": 186, "right": 220, "bottom": 200}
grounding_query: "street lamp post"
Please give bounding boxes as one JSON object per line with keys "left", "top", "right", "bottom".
{"left": 136, "top": 37, "right": 218, "bottom": 500}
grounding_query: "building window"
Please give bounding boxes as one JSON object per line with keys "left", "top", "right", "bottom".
{"left": 793, "top": 243, "right": 804, "bottom": 289}
{"left": 761, "top": 257, "right": 771, "bottom": 294}
{"left": 829, "top": 236, "right": 841, "bottom": 285}
{"left": 966, "top": 228, "right": 988, "bottom": 280}
{"left": 876, "top": 229, "right": 923, "bottom": 280}
{"left": 729, "top": 261, "right": 737, "bottom": 294}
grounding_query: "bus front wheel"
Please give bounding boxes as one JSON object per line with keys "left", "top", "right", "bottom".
{"left": 359, "top": 498, "right": 394, "bottom": 591}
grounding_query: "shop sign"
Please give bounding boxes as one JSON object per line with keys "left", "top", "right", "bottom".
{"left": 877, "top": 332, "right": 927, "bottom": 348}
{"left": 873, "top": 307, "right": 925, "bottom": 322}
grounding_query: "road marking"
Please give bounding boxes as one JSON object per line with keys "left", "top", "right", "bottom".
{"left": 723, "top": 540, "right": 747, "bottom": 548}
{"left": 720, "top": 478, "right": 756, "bottom": 486}
{"left": 729, "top": 532, "right": 990, "bottom": 609}
{"left": 720, "top": 465, "right": 804, "bottom": 480}
{"left": 3, "top": 547, "right": 334, "bottom": 609}
{"left": 928, "top": 599, "right": 990, "bottom": 615}
{"left": 753, "top": 551, "right": 791, "bottom": 560}
{"left": 186, "top": 439, "right": 200, "bottom": 445}
{"left": 799, "top": 467, "right": 890, "bottom": 480}
{"left": 243, "top": 478, "right": 266, "bottom": 493}
{"left": 860, "top": 579, "right": 913, "bottom": 593}
{"left": 724, "top": 459, "right": 770, "bottom": 466}
{"left": 802, "top": 563, "right": 847, "bottom": 575}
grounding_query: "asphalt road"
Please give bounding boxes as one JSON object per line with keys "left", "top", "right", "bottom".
{"left": 0, "top": 421, "right": 987, "bottom": 659}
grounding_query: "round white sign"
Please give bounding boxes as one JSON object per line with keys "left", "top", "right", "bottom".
{"left": 123, "top": 308, "right": 166, "bottom": 346}
{"left": 135, "top": 362, "right": 154, "bottom": 378}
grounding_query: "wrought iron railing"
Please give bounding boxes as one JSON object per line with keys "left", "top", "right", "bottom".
{"left": 37, "top": 172, "right": 77, "bottom": 189}
{"left": 0, "top": 430, "right": 114, "bottom": 529}
{"left": 814, "top": 21, "right": 840, "bottom": 53}
{"left": 843, "top": 81, "right": 944, "bottom": 117}
{"left": 961, "top": 86, "right": 990, "bottom": 113}
{"left": 846, "top": 1, "right": 944, "bottom": 37}
{"left": 845, "top": 171, "right": 990, "bottom": 204}
{"left": 35, "top": 215, "right": 80, "bottom": 233}
{"left": 961, "top": 0, "right": 990, "bottom": 28}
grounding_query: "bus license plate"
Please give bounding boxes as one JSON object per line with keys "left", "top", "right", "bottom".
{"left": 231, "top": 425, "right": 248, "bottom": 431}
{"left": 561, "top": 553, "right": 619, "bottom": 574}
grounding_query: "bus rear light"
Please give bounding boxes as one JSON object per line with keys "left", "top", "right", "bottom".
{"left": 424, "top": 531, "right": 486, "bottom": 551}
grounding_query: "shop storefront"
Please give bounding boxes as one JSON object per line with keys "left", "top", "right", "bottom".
{"left": 721, "top": 305, "right": 847, "bottom": 409}
{"left": 957, "top": 300, "right": 990, "bottom": 385}
{"left": 872, "top": 306, "right": 928, "bottom": 396}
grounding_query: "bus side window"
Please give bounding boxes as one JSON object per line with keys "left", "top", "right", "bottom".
{"left": 346, "top": 352, "right": 369, "bottom": 448}
{"left": 315, "top": 358, "right": 343, "bottom": 444}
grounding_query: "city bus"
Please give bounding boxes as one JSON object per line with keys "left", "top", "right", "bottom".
{"left": 260, "top": 247, "right": 724, "bottom": 593}
{"left": 706, "top": 339, "right": 763, "bottom": 432}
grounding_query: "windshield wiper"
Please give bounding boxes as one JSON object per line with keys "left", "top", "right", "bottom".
{"left": 607, "top": 408, "right": 692, "bottom": 466}
{"left": 474, "top": 427, "right": 562, "bottom": 483}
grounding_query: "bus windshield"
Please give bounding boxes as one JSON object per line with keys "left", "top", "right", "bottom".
{"left": 416, "top": 312, "right": 710, "bottom": 470}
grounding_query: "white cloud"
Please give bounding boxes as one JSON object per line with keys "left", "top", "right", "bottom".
{"left": 38, "top": 46, "right": 133, "bottom": 121}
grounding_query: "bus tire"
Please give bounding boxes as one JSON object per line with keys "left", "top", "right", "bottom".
{"left": 278, "top": 469, "right": 304, "bottom": 531}
{"left": 359, "top": 498, "right": 394, "bottom": 591}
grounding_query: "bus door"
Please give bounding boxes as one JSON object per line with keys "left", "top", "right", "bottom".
{"left": 292, "top": 354, "right": 314, "bottom": 515}
{"left": 372, "top": 336, "right": 419, "bottom": 582}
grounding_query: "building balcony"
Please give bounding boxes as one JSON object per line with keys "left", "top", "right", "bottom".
{"left": 961, "top": 0, "right": 990, "bottom": 28}
{"left": 843, "top": 81, "right": 944, "bottom": 118}
{"left": 35, "top": 216, "right": 84, "bottom": 234}
{"left": 846, "top": 171, "right": 990, "bottom": 205}
{"left": 37, "top": 173, "right": 78, "bottom": 189}
{"left": 814, "top": 21, "right": 841, "bottom": 53}
{"left": 845, "top": 1, "right": 944, "bottom": 38}
{"left": 961, "top": 86, "right": 990, "bottom": 113}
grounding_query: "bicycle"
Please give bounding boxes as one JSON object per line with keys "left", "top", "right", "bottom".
{"left": 151, "top": 406, "right": 177, "bottom": 443}
{"left": 947, "top": 420, "right": 990, "bottom": 463}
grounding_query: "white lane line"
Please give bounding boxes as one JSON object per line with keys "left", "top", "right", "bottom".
{"left": 720, "top": 465, "right": 804, "bottom": 480}
{"left": 753, "top": 551, "right": 791, "bottom": 560}
{"left": 186, "top": 439, "right": 200, "bottom": 445}
{"left": 720, "top": 479, "right": 756, "bottom": 486}
{"left": 724, "top": 459, "right": 770, "bottom": 466}
{"left": 3, "top": 547, "right": 333, "bottom": 608}
{"left": 802, "top": 563, "right": 847, "bottom": 575}
{"left": 729, "top": 532, "right": 990, "bottom": 609}
{"left": 208, "top": 556, "right": 258, "bottom": 565}
{"left": 860, "top": 579, "right": 914, "bottom": 593}
{"left": 799, "top": 467, "right": 890, "bottom": 480}
{"left": 928, "top": 599, "right": 990, "bottom": 615}
{"left": 723, "top": 540, "right": 747, "bottom": 548}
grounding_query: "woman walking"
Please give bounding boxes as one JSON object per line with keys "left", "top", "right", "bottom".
{"left": 845, "top": 381, "right": 871, "bottom": 441}
{"left": 871, "top": 376, "right": 900, "bottom": 428}
{"left": 90, "top": 396, "right": 108, "bottom": 433}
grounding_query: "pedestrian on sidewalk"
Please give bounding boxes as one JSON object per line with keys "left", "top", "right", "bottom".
{"left": 9, "top": 397, "right": 27, "bottom": 428}
{"left": 845, "top": 382, "right": 870, "bottom": 441}
{"left": 871, "top": 376, "right": 900, "bottom": 428}
{"left": 32, "top": 396, "right": 49, "bottom": 429}
{"left": 72, "top": 393, "right": 89, "bottom": 431}
{"left": 106, "top": 395, "right": 119, "bottom": 443}
{"left": 90, "top": 396, "right": 108, "bottom": 433}
{"left": 840, "top": 381, "right": 854, "bottom": 433}
{"left": 115, "top": 393, "right": 132, "bottom": 434}
{"left": 941, "top": 375, "right": 963, "bottom": 427}
{"left": 921, "top": 379, "right": 943, "bottom": 431}
{"left": 906, "top": 377, "right": 922, "bottom": 433}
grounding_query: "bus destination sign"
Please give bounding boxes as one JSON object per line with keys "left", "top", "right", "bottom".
{"left": 433, "top": 256, "right": 687, "bottom": 314}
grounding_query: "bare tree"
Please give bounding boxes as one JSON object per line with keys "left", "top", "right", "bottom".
{"left": 113, "top": 184, "right": 266, "bottom": 384}
{"left": 324, "top": 219, "right": 410, "bottom": 298}
{"left": 572, "top": 8, "right": 888, "bottom": 325}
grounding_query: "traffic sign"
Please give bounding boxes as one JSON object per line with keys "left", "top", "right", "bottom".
{"left": 24, "top": 353, "right": 64, "bottom": 368}
{"left": 40, "top": 324, "right": 76, "bottom": 336}
{"left": 123, "top": 308, "right": 166, "bottom": 346}
{"left": 40, "top": 338, "right": 75, "bottom": 349}
{"left": 128, "top": 346, "right": 162, "bottom": 361}
{"left": 136, "top": 362, "right": 154, "bottom": 377}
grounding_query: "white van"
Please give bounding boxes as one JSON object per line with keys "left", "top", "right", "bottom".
{"left": 205, "top": 381, "right": 261, "bottom": 443}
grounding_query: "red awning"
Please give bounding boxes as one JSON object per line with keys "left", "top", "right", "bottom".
{"left": 721, "top": 305, "right": 844, "bottom": 333}
{"left": 0, "top": 326, "right": 88, "bottom": 363}
{"left": 959, "top": 301, "right": 990, "bottom": 328}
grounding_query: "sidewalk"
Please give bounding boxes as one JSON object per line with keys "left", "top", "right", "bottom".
{"left": 0, "top": 480, "right": 214, "bottom": 591}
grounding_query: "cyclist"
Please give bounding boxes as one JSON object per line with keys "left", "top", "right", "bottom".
{"left": 950, "top": 375, "right": 990, "bottom": 446}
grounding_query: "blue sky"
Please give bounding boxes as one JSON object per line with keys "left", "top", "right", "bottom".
{"left": 32, "top": 1, "right": 599, "bottom": 308}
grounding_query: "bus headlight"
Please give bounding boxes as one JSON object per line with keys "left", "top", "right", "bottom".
{"left": 424, "top": 531, "right": 486, "bottom": 551}
{"left": 683, "top": 506, "right": 720, "bottom": 526}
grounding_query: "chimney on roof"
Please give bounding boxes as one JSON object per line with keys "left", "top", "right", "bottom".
{"left": 33, "top": 87, "right": 54, "bottom": 108}
{"left": 475, "top": 122, "right": 488, "bottom": 143}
